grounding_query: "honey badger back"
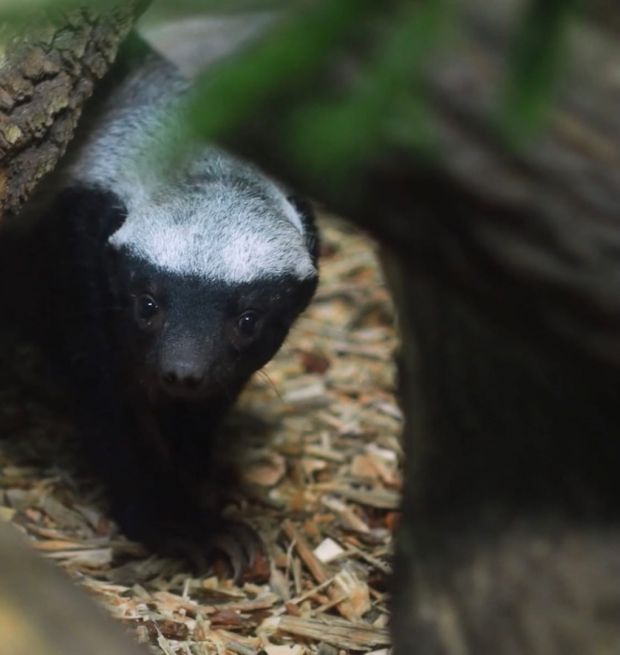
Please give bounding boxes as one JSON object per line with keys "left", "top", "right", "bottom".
{"left": 26, "top": 45, "right": 318, "bottom": 574}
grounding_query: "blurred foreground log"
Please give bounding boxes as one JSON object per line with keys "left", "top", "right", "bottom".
{"left": 204, "top": 2, "right": 620, "bottom": 653}
{"left": 0, "top": 521, "right": 148, "bottom": 655}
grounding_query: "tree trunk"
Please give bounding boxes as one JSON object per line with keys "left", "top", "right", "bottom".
{"left": 386, "top": 257, "right": 620, "bottom": 655}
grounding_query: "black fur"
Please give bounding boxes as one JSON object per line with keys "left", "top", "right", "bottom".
{"left": 11, "top": 184, "right": 317, "bottom": 567}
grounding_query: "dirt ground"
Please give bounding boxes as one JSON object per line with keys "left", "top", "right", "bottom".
{"left": 0, "top": 216, "right": 400, "bottom": 655}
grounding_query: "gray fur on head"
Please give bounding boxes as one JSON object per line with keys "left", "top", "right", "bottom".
{"left": 69, "top": 53, "right": 316, "bottom": 283}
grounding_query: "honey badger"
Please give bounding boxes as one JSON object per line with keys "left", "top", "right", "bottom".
{"left": 20, "top": 44, "right": 319, "bottom": 575}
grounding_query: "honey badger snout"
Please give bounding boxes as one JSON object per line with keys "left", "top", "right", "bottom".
{"left": 161, "top": 361, "right": 204, "bottom": 390}
{"left": 158, "top": 333, "right": 210, "bottom": 398}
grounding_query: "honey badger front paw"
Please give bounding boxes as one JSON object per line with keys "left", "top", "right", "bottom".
{"left": 206, "top": 519, "right": 267, "bottom": 582}
{"left": 114, "top": 498, "right": 266, "bottom": 582}
{"left": 157, "top": 519, "right": 267, "bottom": 583}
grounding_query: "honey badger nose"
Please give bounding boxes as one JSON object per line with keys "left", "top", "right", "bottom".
{"left": 161, "top": 362, "right": 205, "bottom": 391}
{"left": 159, "top": 333, "right": 210, "bottom": 396}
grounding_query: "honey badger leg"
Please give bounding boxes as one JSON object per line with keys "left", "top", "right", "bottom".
{"left": 132, "top": 401, "right": 267, "bottom": 580}
{"left": 75, "top": 380, "right": 265, "bottom": 580}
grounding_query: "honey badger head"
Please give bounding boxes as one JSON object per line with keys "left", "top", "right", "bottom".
{"left": 64, "top": 55, "right": 318, "bottom": 403}
{"left": 101, "top": 153, "right": 318, "bottom": 402}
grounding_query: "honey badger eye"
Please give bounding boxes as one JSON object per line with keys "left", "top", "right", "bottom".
{"left": 238, "top": 310, "right": 258, "bottom": 337}
{"left": 136, "top": 294, "right": 159, "bottom": 322}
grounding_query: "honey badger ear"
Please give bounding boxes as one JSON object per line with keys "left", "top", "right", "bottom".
{"left": 286, "top": 194, "right": 319, "bottom": 266}
{"left": 53, "top": 185, "right": 128, "bottom": 244}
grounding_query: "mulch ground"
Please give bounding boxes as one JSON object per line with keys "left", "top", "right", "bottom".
{"left": 0, "top": 215, "right": 400, "bottom": 655}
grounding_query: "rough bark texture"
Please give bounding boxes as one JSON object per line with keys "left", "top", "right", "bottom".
{"left": 0, "top": 2, "right": 145, "bottom": 219}
{"left": 0, "top": 521, "right": 149, "bottom": 655}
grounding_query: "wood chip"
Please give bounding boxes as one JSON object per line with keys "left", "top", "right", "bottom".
{"left": 321, "top": 496, "right": 371, "bottom": 533}
{"left": 313, "top": 538, "right": 345, "bottom": 564}
{"left": 263, "top": 645, "right": 306, "bottom": 655}
{"left": 326, "top": 486, "right": 401, "bottom": 510}
{"left": 275, "top": 616, "right": 391, "bottom": 650}
{"left": 242, "top": 452, "right": 286, "bottom": 487}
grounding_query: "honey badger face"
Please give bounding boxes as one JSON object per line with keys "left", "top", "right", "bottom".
{"left": 103, "top": 168, "right": 318, "bottom": 402}
{"left": 108, "top": 250, "right": 317, "bottom": 401}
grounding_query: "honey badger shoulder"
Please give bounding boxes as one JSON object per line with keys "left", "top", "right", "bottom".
{"left": 35, "top": 44, "right": 318, "bottom": 569}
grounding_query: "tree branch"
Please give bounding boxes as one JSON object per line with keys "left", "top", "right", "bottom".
{"left": 0, "top": 2, "right": 147, "bottom": 218}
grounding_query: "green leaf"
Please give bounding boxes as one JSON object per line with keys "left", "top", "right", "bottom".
{"left": 499, "top": 0, "right": 578, "bottom": 145}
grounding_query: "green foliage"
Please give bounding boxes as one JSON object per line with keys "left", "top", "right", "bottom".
{"left": 285, "top": 1, "right": 448, "bottom": 183}
{"left": 177, "top": 0, "right": 451, "bottom": 189}
{"left": 182, "top": 0, "right": 378, "bottom": 144}
{"left": 176, "top": 0, "right": 577, "bottom": 183}
{"left": 2, "top": 0, "right": 579, "bottom": 177}
{"left": 0, "top": 0, "right": 285, "bottom": 26}
{"left": 0, "top": 0, "right": 102, "bottom": 25}
{"left": 499, "top": 0, "right": 579, "bottom": 143}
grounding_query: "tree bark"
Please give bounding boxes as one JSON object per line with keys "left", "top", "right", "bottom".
{"left": 0, "top": 2, "right": 146, "bottom": 219}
